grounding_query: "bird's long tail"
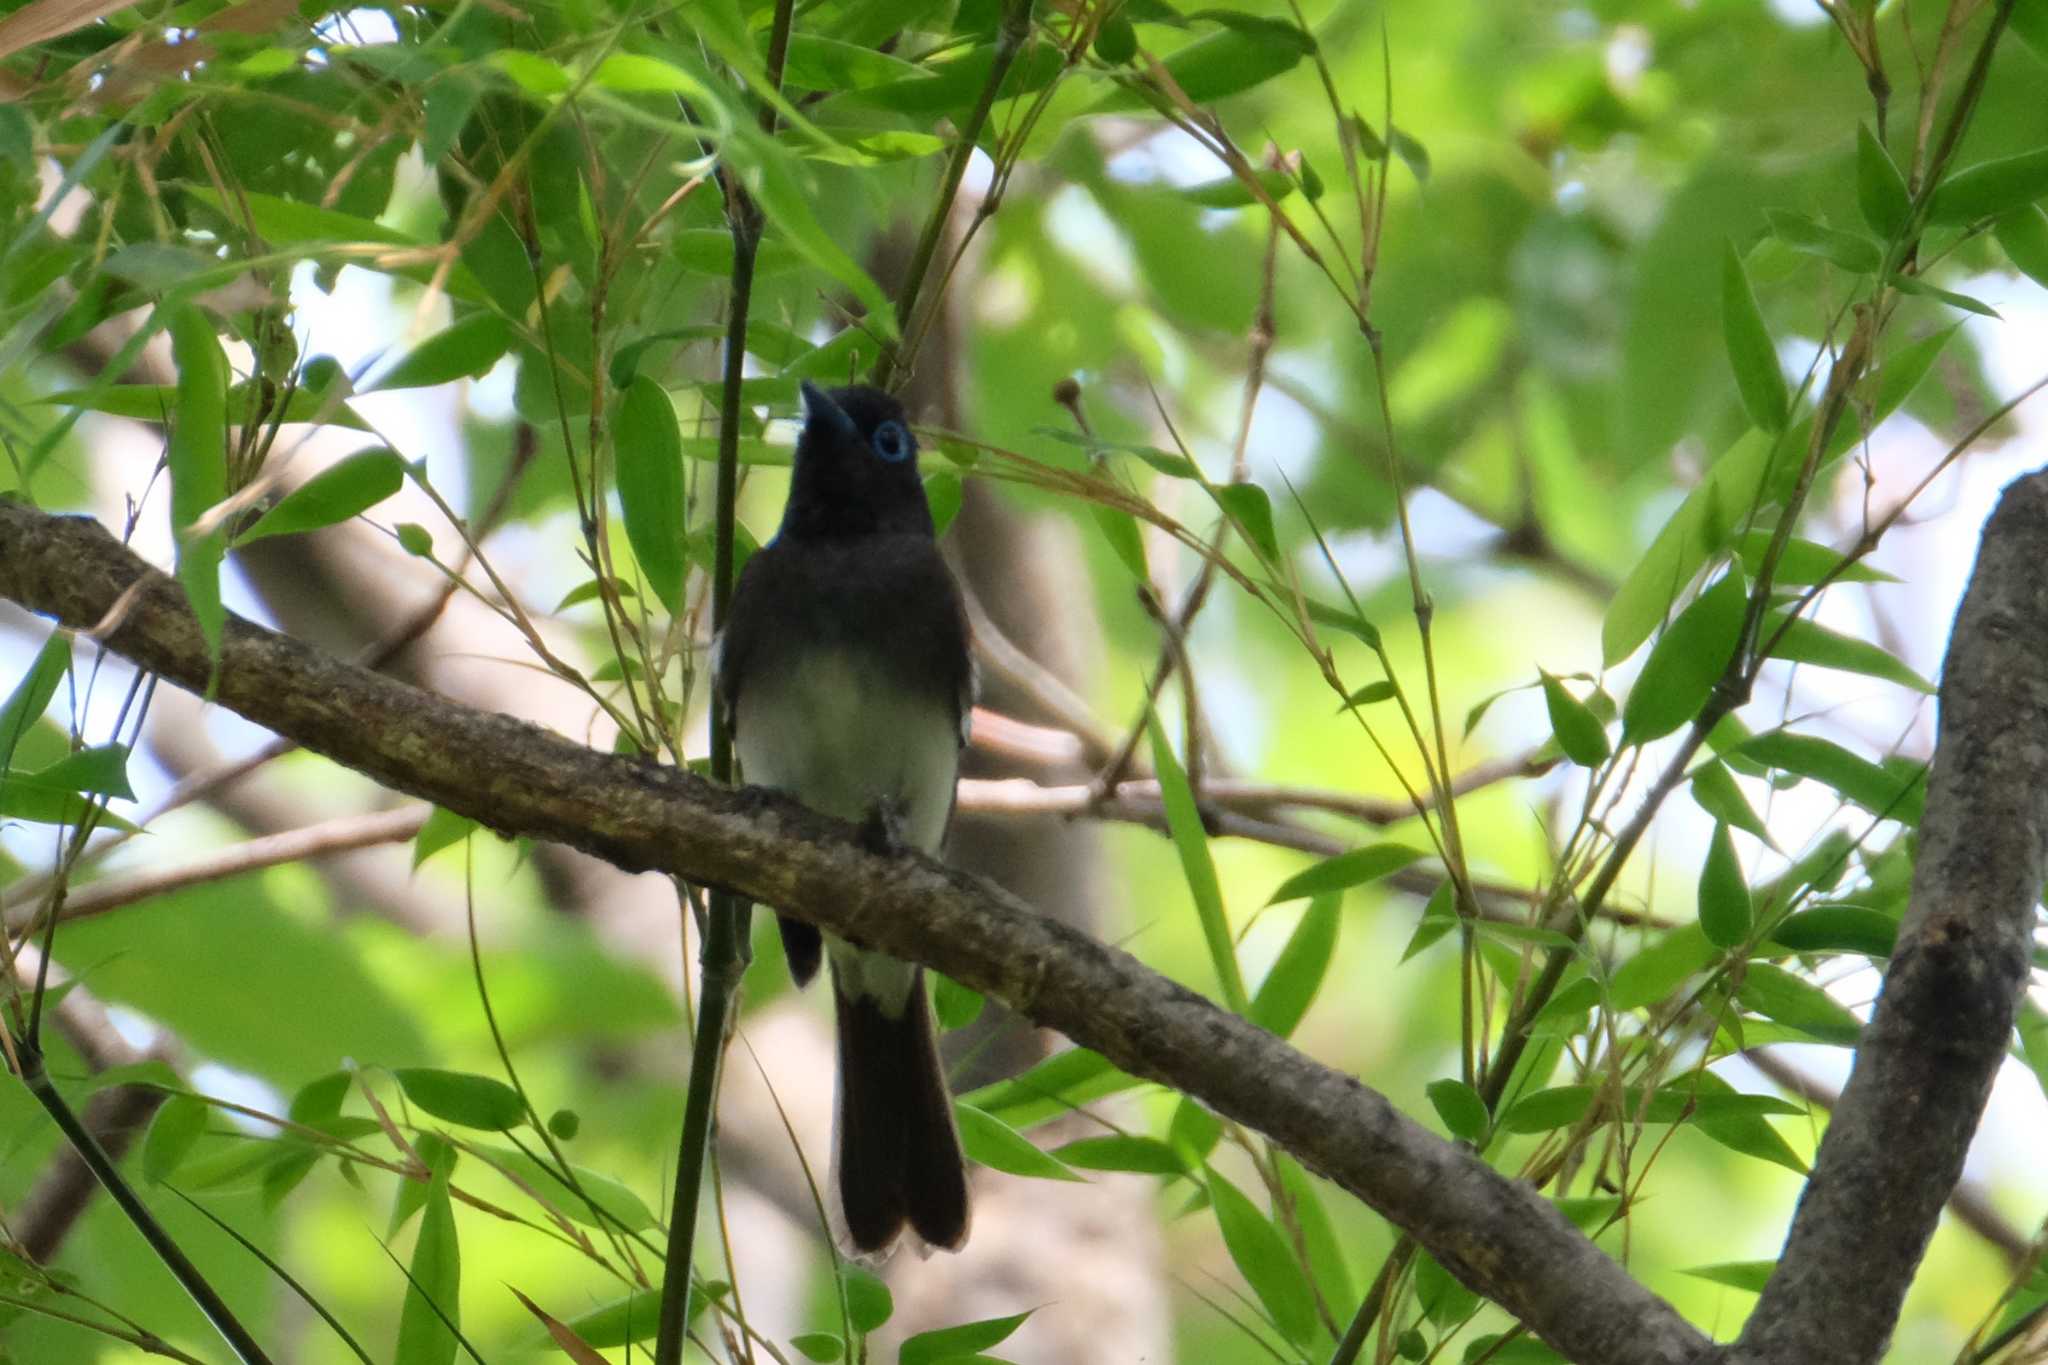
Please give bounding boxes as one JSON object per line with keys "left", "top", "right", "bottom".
{"left": 831, "top": 969, "right": 970, "bottom": 1255}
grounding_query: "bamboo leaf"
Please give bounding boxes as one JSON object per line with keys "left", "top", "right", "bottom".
{"left": 1248, "top": 895, "right": 1340, "bottom": 1039}
{"left": 238, "top": 449, "right": 407, "bottom": 544}
{"left": 1855, "top": 125, "right": 1910, "bottom": 237}
{"left": 614, "top": 377, "right": 688, "bottom": 611}
{"left": 1620, "top": 570, "right": 1746, "bottom": 745}
{"left": 1147, "top": 706, "right": 1249, "bottom": 1011}
{"left": 1722, "top": 243, "right": 1788, "bottom": 431}
{"left": 1697, "top": 823, "right": 1752, "bottom": 949}
{"left": 1266, "top": 843, "right": 1425, "bottom": 905}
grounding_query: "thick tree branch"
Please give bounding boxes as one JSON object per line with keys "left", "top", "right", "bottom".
{"left": 0, "top": 498, "right": 1711, "bottom": 1365}
{"left": 1730, "top": 471, "right": 2048, "bottom": 1365}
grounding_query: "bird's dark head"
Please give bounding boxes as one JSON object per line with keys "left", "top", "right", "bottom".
{"left": 778, "top": 381, "right": 933, "bottom": 540}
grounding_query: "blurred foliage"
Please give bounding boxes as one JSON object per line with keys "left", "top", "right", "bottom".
{"left": 3, "top": 0, "right": 2048, "bottom": 1362}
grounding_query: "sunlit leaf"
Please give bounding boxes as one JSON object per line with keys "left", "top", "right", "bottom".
{"left": 900, "top": 1311, "right": 1033, "bottom": 1365}
{"left": 1426, "top": 1078, "right": 1488, "bottom": 1143}
{"left": 1147, "top": 706, "right": 1248, "bottom": 1011}
{"left": 0, "top": 631, "right": 71, "bottom": 770}
{"left": 1541, "top": 671, "right": 1610, "bottom": 767}
{"left": 1206, "top": 1168, "right": 1321, "bottom": 1348}
{"left": 1267, "top": 844, "right": 1425, "bottom": 905}
{"left": 238, "top": 449, "right": 407, "bottom": 544}
{"left": 1248, "top": 895, "right": 1339, "bottom": 1038}
{"left": 1722, "top": 243, "right": 1788, "bottom": 431}
{"left": 954, "top": 1103, "right": 1083, "bottom": 1181}
{"left": 142, "top": 1093, "right": 209, "bottom": 1183}
{"left": 1620, "top": 570, "right": 1746, "bottom": 745}
{"left": 394, "top": 1068, "right": 525, "bottom": 1131}
{"left": 393, "top": 1158, "right": 461, "bottom": 1365}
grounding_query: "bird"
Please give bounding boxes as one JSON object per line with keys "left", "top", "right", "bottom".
{"left": 713, "top": 380, "right": 973, "bottom": 1256}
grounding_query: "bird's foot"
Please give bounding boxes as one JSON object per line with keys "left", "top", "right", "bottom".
{"left": 859, "top": 797, "right": 910, "bottom": 858}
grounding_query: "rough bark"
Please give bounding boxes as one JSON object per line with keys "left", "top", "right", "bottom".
{"left": 0, "top": 498, "right": 1712, "bottom": 1365}
{"left": 1729, "top": 471, "right": 2048, "bottom": 1365}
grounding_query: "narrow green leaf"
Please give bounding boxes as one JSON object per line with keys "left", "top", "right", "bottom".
{"left": 1096, "top": 19, "right": 1311, "bottom": 109}
{"left": 167, "top": 305, "right": 229, "bottom": 665}
{"left": 953, "top": 1104, "right": 1084, "bottom": 1181}
{"left": 789, "top": 1331, "right": 844, "bottom": 1362}
{"left": 1722, "top": 243, "right": 1788, "bottom": 431}
{"left": 1090, "top": 504, "right": 1149, "bottom": 580}
{"left": 1608, "top": 923, "right": 1717, "bottom": 1011}
{"left": 1206, "top": 1168, "right": 1321, "bottom": 1349}
{"left": 1760, "top": 613, "right": 1932, "bottom": 692}
{"left": 238, "top": 449, "right": 406, "bottom": 544}
{"left": 1770, "top": 905, "right": 1898, "bottom": 957}
{"left": 1697, "top": 823, "right": 1753, "bottom": 948}
{"left": 471, "top": 1143, "right": 657, "bottom": 1232}
{"left": 1690, "top": 760, "right": 1772, "bottom": 844}
{"left": 1501, "top": 1085, "right": 1801, "bottom": 1134}
{"left": 614, "top": 377, "right": 688, "bottom": 611}
{"left": 1686, "top": 1261, "right": 1777, "bottom": 1293}
{"left": 1415, "top": 1251, "right": 1479, "bottom": 1327}
{"left": 1927, "top": 146, "right": 2048, "bottom": 224}
{"left": 290, "top": 1071, "right": 352, "bottom": 1123}
{"left": 1602, "top": 427, "right": 1770, "bottom": 666}
{"left": 1886, "top": 273, "right": 1999, "bottom": 317}
{"left": 925, "top": 470, "right": 963, "bottom": 538}
{"left": 1050, "top": 1135, "right": 1187, "bottom": 1175}
{"left": 1147, "top": 707, "right": 1249, "bottom": 1011}
{"left": 1340, "top": 680, "right": 1397, "bottom": 709}
{"left": 394, "top": 1159, "right": 461, "bottom": 1365}
{"left": 390, "top": 1133, "right": 455, "bottom": 1237}
{"left": 1685, "top": 1069, "right": 1808, "bottom": 1175}
{"left": 959, "top": 1047, "right": 1137, "bottom": 1129}
{"left": 2019, "top": 1000, "right": 2048, "bottom": 1104}
{"left": 370, "top": 314, "right": 512, "bottom": 392}
{"left": 1738, "top": 731, "right": 1925, "bottom": 823}
{"left": 1266, "top": 843, "right": 1425, "bottom": 905}
{"left": 393, "top": 1068, "right": 525, "bottom": 1131}
{"left": 0, "top": 631, "right": 70, "bottom": 771}
{"left": 1400, "top": 880, "right": 1458, "bottom": 963}
{"left": 1856, "top": 125, "right": 1910, "bottom": 237}
{"left": 1541, "top": 671, "right": 1610, "bottom": 767}
{"left": 900, "top": 1311, "right": 1032, "bottom": 1365}
{"left": 1248, "top": 895, "right": 1339, "bottom": 1039}
{"left": 1426, "top": 1078, "right": 1488, "bottom": 1143}
{"left": 1995, "top": 205, "right": 2048, "bottom": 288}
{"left": 142, "top": 1094, "right": 209, "bottom": 1183}
{"left": 30, "top": 743, "right": 134, "bottom": 798}
{"left": 729, "top": 127, "right": 896, "bottom": 339}
{"left": 1736, "top": 963, "right": 1863, "bottom": 1045}
{"left": 1216, "top": 481, "right": 1279, "bottom": 561}
{"left": 1620, "top": 570, "right": 1747, "bottom": 745}
{"left": 561, "top": 1289, "right": 661, "bottom": 1347}
{"left": 1764, "top": 209, "right": 1881, "bottom": 273}
{"left": 1276, "top": 1153, "right": 1355, "bottom": 1312}
{"left": 1168, "top": 1096, "right": 1224, "bottom": 1165}
{"left": 1734, "top": 531, "right": 1895, "bottom": 586}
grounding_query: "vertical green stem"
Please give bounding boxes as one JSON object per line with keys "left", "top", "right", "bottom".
{"left": 652, "top": 2, "right": 792, "bottom": 1349}
{"left": 11, "top": 1035, "right": 275, "bottom": 1365}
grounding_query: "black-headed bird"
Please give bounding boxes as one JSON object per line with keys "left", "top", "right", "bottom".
{"left": 714, "top": 381, "right": 972, "bottom": 1256}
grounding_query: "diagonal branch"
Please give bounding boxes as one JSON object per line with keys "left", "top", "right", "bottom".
{"left": 1729, "top": 469, "right": 2048, "bottom": 1365}
{"left": 0, "top": 496, "right": 1711, "bottom": 1365}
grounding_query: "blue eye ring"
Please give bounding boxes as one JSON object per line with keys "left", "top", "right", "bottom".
{"left": 871, "top": 419, "right": 913, "bottom": 463}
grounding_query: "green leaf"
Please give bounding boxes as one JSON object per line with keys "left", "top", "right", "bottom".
{"left": 1098, "top": 19, "right": 1311, "bottom": 109}
{"left": 397, "top": 524, "right": 435, "bottom": 556}
{"left": 1401, "top": 880, "right": 1458, "bottom": 963}
{"left": 1620, "top": 569, "right": 1746, "bottom": 745}
{"left": 1737, "top": 731, "right": 1925, "bottom": 824}
{"left": 931, "top": 973, "right": 984, "bottom": 1031}
{"left": 1168, "top": 1096, "right": 1224, "bottom": 1165}
{"left": 1759, "top": 613, "right": 1932, "bottom": 693}
{"left": 1722, "top": 243, "right": 1788, "bottom": 431}
{"left": 1886, "top": 273, "right": 1999, "bottom": 318}
{"left": 790, "top": 1331, "right": 844, "bottom": 1362}
{"left": 1697, "top": 823, "right": 1752, "bottom": 949}
{"left": 1206, "top": 1168, "right": 1320, "bottom": 1349}
{"left": 370, "top": 314, "right": 512, "bottom": 391}
{"left": 1216, "top": 481, "right": 1279, "bottom": 561}
{"left": 959, "top": 1048, "right": 1137, "bottom": 1129}
{"left": 1995, "top": 205, "right": 2048, "bottom": 289}
{"left": 781, "top": 33, "right": 924, "bottom": 90}
{"left": 1684, "top": 1261, "right": 1776, "bottom": 1293}
{"left": 167, "top": 305, "right": 230, "bottom": 667}
{"left": 1501, "top": 1085, "right": 1801, "bottom": 1134}
{"left": 1690, "top": 760, "right": 1771, "bottom": 843}
{"left": 1248, "top": 895, "right": 1339, "bottom": 1039}
{"left": 290, "top": 1071, "right": 352, "bottom": 1123}
{"left": 0, "top": 631, "right": 70, "bottom": 771}
{"left": 1928, "top": 146, "right": 2048, "bottom": 224}
{"left": 1770, "top": 905, "right": 1898, "bottom": 957}
{"left": 393, "top": 1158, "right": 462, "bottom": 1365}
{"left": 1050, "top": 1135, "right": 1187, "bottom": 1175}
{"left": 1765, "top": 209, "right": 1880, "bottom": 274}
{"left": 562, "top": 1289, "right": 663, "bottom": 1348}
{"left": 142, "top": 1094, "right": 209, "bottom": 1183}
{"left": 1266, "top": 843, "right": 1425, "bottom": 905}
{"left": 1415, "top": 1251, "right": 1479, "bottom": 1327}
{"left": 1090, "top": 504, "right": 1149, "bottom": 580}
{"left": 1147, "top": 707, "right": 1248, "bottom": 1011}
{"left": 1734, "top": 531, "right": 1895, "bottom": 586}
{"left": 390, "top": 1133, "right": 455, "bottom": 1237}
{"left": 925, "top": 470, "right": 963, "bottom": 538}
{"left": 2019, "top": 1000, "right": 2048, "bottom": 1104}
{"left": 1685, "top": 1070, "right": 1808, "bottom": 1175}
{"left": 842, "top": 1267, "right": 892, "bottom": 1334}
{"left": 393, "top": 1068, "right": 525, "bottom": 1131}
{"left": 471, "top": 1143, "right": 657, "bottom": 1232}
{"left": 30, "top": 743, "right": 134, "bottom": 798}
{"left": 1736, "top": 963, "right": 1863, "bottom": 1045}
{"left": 614, "top": 377, "right": 688, "bottom": 612}
{"left": 1340, "top": 680, "right": 1396, "bottom": 709}
{"left": 1174, "top": 166, "right": 1319, "bottom": 209}
{"left": 1541, "top": 671, "right": 1610, "bottom": 767}
{"left": 954, "top": 1103, "right": 1083, "bottom": 1181}
{"left": 729, "top": 127, "right": 895, "bottom": 338}
{"left": 900, "top": 1311, "right": 1033, "bottom": 1365}
{"left": 411, "top": 806, "right": 477, "bottom": 868}
{"left": 1856, "top": 125, "right": 1910, "bottom": 237}
{"left": 238, "top": 449, "right": 407, "bottom": 544}
{"left": 1602, "top": 427, "right": 1770, "bottom": 667}
{"left": 1609, "top": 923, "right": 1717, "bottom": 1011}
{"left": 1426, "top": 1078, "right": 1489, "bottom": 1143}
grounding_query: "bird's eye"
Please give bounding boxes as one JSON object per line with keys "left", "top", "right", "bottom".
{"left": 870, "top": 419, "right": 912, "bottom": 463}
